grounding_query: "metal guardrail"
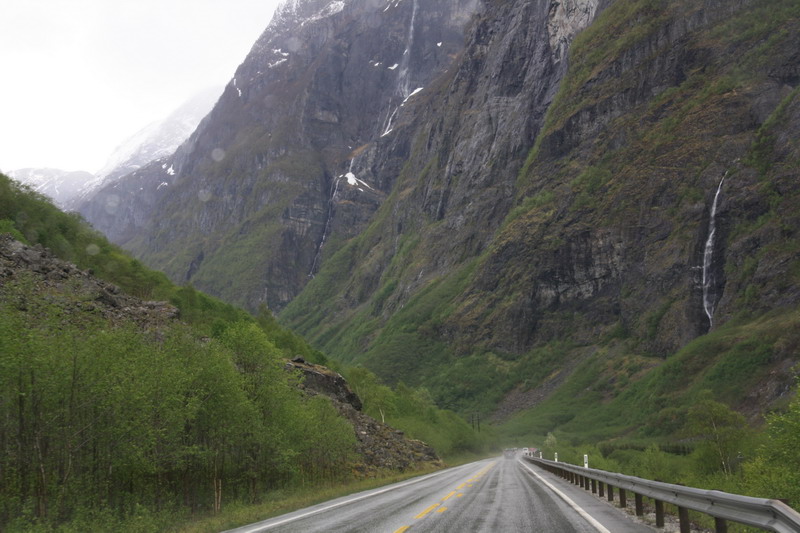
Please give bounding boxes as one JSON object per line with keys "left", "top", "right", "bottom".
{"left": 523, "top": 456, "right": 800, "bottom": 533}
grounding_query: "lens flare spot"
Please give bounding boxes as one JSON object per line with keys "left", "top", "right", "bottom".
{"left": 211, "top": 148, "right": 226, "bottom": 162}
{"left": 104, "top": 194, "right": 120, "bottom": 215}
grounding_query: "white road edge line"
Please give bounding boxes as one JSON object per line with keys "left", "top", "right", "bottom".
{"left": 225, "top": 461, "right": 482, "bottom": 532}
{"left": 518, "top": 460, "right": 611, "bottom": 533}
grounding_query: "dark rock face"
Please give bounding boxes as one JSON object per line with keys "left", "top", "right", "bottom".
{"left": 286, "top": 358, "right": 363, "bottom": 411}
{"left": 283, "top": 0, "right": 606, "bottom": 367}
{"left": 78, "top": 159, "right": 174, "bottom": 245}
{"left": 447, "top": 0, "right": 800, "bottom": 359}
{"left": 280, "top": 0, "right": 800, "bottom": 413}
{"left": 81, "top": 0, "right": 481, "bottom": 314}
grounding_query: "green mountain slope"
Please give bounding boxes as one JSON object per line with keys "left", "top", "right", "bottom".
{"left": 1, "top": 174, "right": 476, "bottom": 531}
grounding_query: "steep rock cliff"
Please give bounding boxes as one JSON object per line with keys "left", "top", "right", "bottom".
{"left": 81, "top": 0, "right": 480, "bottom": 313}
{"left": 283, "top": 0, "right": 800, "bottom": 415}
{"left": 283, "top": 0, "right": 606, "bottom": 374}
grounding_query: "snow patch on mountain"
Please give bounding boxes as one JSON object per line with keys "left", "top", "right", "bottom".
{"left": 273, "top": 0, "right": 348, "bottom": 27}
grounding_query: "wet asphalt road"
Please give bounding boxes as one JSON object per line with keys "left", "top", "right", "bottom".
{"left": 225, "top": 456, "right": 654, "bottom": 533}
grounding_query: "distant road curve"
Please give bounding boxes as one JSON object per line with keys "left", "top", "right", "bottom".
{"left": 225, "top": 456, "right": 654, "bottom": 532}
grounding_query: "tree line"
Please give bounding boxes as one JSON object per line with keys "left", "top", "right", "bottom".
{"left": 0, "top": 289, "right": 355, "bottom": 530}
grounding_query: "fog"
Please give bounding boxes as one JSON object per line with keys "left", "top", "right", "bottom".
{"left": 0, "top": 0, "right": 283, "bottom": 173}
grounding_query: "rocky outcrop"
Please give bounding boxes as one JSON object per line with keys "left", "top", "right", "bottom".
{"left": 0, "top": 234, "right": 178, "bottom": 327}
{"left": 286, "top": 357, "right": 363, "bottom": 410}
{"left": 285, "top": 357, "right": 440, "bottom": 473}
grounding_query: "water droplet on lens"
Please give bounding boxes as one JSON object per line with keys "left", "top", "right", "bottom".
{"left": 211, "top": 148, "right": 226, "bottom": 162}
{"left": 104, "top": 194, "right": 120, "bottom": 214}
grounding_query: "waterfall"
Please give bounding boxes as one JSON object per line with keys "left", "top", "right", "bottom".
{"left": 381, "top": 106, "right": 401, "bottom": 137}
{"left": 397, "top": 0, "right": 418, "bottom": 99}
{"left": 701, "top": 173, "right": 726, "bottom": 327}
{"left": 309, "top": 173, "right": 342, "bottom": 277}
{"left": 380, "top": 0, "right": 418, "bottom": 137}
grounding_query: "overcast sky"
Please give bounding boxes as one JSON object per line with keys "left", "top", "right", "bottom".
{"left": 0, "top": 0, "right": 283, "bottom": 173}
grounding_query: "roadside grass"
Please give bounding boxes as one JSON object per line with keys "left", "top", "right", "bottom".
{"left": 171, "top": 464, "right": 449, "bottom": 533}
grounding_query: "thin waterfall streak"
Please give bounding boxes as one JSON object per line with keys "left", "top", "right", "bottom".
{"left": 702, "top": 172, "right": 727, "bottom": 326}
{"left": 309, "top": 176, "right": 341, "bottom": 277}
{"left": 382, "top": 106, "right": 400, "bottom": 136}
{"left": 398, "top": 0, "right": 418, "bottom": 98}
{"left": 382, "top": 0, "right": 418, "bottom": 137}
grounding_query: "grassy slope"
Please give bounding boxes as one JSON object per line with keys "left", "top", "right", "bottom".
{"left": 0, "top": 172, "right": 325, "bottom": 359}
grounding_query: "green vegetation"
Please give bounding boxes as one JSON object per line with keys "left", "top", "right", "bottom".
{"left": 0, "top": 287, "right": 355, "bottom": 531}
{"left": 0, "top": 175, "right": 250, "bottom": 334}
{"left": 525, "top": 380, "right": 800, "bottom": 525}
{"left": 495, "top": 313, "right": 800, "bottom": 513}
{"left": 0, "top": 174, "right": 490, "bottom": 530}
{"left": 345, "top": 367, "right": 491, "bottom": 457}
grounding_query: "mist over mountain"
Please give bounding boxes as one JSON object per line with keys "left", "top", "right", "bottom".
{"left": 6, "top": 89, "right": 220, "bottom": 212}
{"left": 80, "top": 0, "right": 800, "bottom": 424}
{"left": 6, "top": 168, "right": 94, "bottom": 208}
{"left": 67, "top": 87, "right": 221, "bottom": 211}
{"left": 94, "top": 86, "right": 222, "bottom": 184}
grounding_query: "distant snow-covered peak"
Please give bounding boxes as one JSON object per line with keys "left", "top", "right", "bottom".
{"left": 95, "top": 86, "right": 221, "bottom": 183}
{"left": 8, "top": 168, "right": 95, "bottom": 208}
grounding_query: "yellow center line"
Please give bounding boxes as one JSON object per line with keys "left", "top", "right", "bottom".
{"left": 393, "top": 527, "right": 410, "bottom": 533}
{"left": 407, "top": 462, "right": 498, "bottom": 527}
{"left": 415, "top": 503, "right": 440, "bottom": 519}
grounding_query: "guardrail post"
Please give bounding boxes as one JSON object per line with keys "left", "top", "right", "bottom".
{"left": 598, "top": 481, "right": 605, "bottom": 498}
{"left": 655, "top": 500, "right": 664, "bottom": 527}
{"left": 585, "top": 477, "right": 590, "bottom": 491}
{"left": 714, "top": 517, "right": 728, "bottom": 533}
{"left": 591, "top": 479, "right": 597, "bottom": 494}
{"left": 678, "top": 506, "right": 690, "bottom": 533}
{"left": 635, "top": 493, "right": 644, "bottom": 516}
{"left": 607, "top": 484, "right": 614, "bottom": 502}
{"left": 619, "top": 488, "right": 627, "bottom": 509}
